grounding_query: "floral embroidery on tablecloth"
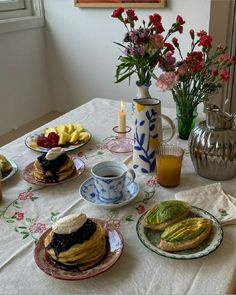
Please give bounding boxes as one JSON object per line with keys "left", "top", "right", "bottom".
{"left": 218, "top": 208, "right": 229, "bottom": 217}
{"left": 0, "top": 187, "right": 60, "bottom": 242}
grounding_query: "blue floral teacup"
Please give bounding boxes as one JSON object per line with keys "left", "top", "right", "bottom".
{"left": 91, "top": 161, "right": 136, "bottom": 203}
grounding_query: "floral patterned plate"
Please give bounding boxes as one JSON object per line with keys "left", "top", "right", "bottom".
{"left": 34, "top": 219, "right": 124, "bottom": 280}
{"left": 2, "top": 160, "right": 18, "bottom": 181}
{"left": 22, "top": 157, "right": 85, "bottom": 186}
{"left": 79, "top": 177, "right": 139, "bottom": 209}
{"left": 136, "top": 206, "right": 223, "bottom": 260}
{"left": 25, "top": 130, "right": 91, "bottom": 153}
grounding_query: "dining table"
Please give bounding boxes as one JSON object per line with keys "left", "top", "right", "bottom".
{"left": 1, "top": 97, "right": 236, "bottom": 295}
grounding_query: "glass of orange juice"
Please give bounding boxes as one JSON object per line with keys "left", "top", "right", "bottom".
{"left": 156, "top": 144, "right": 184, "bottom": 187}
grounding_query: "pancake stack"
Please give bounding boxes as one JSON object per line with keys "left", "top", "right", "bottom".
{"left": 0, "top": 155, "right": 12, "bottom": 177}
{"left": 33, "top": 148, "right": 76, "bottom": 183}
{"left": 44, "top": 213, "right": 107, "bottom": 270}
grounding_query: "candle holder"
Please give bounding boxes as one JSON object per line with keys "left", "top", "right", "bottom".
{"left": 106, "top": 126, "right": 133, "bottom": 154}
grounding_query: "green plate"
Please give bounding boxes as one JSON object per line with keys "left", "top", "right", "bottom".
{"left": 136, "top": 206, "right": 223, "bottom": 260}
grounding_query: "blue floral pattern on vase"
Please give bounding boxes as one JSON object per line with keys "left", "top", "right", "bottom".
{"left": 133, "top": 98, "right": 163, "bottom": 174}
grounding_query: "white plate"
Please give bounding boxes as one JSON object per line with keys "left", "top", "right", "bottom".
{"left": 136, "top": 206, "right": 223, "bottom": 260}
{"left": 25, "top": 130, "right": 91, "bottom": 153}
{"left": 79, "top": 177, "right": 139, "bottom": 209}
{"left": 2, "top": 160, "right": 18, "bottom": 181}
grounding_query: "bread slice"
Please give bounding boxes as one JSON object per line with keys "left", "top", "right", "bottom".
{"left": 143, "top": 200, "right": 190, "bottom": 230}
{"left": 159, "top": 218, "right": 213, "bottom": 252}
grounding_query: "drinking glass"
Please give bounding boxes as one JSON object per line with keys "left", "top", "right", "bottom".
{"left": 156, "top": 144, "right": 184, "bottom": 187}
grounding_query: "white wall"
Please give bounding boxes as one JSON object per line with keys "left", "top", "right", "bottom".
{"left": 0, "top": 28, "right": 51, "bottom": 135}
{"left": 44, "top": 0, "right": 211, "bottom": 112}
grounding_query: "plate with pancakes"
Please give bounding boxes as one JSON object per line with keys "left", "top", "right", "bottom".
{"left": 34, "top": 214, "right": 124, "bottom": 280}
{"left": 22, "top": 148, "right": 85, "bottom": 186}
{"left": 136, "top": 202, "right": 223, "bottom": 260}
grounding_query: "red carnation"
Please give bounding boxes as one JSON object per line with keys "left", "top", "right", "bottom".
{"left": 211, "top": 69, "right": 218, "bottom": 77}
{"left": 112, "top": 7, "right": 124, "bottom": 18}
{"left": 176, "top": 15, "right": 185, "bottom": 25}
{"left": 126, "top": 9, "right": 135, "bottom": 17}
{"left": 197, "top": 30, "right": 207, "bottom": 37}
{"left": 198, "top": 35, "right": 213, "bottom": 48}
{"left": 220, "top": 69, "right": 230, "bottom": 81}
{"left": 149, "top": 13, "right": 162, "bottom": 25}
{"left": 232, "top": 56, "right": 236, "bottom": 65}
{"left": 164, "top": 42, "right": 175, "bottom": 53}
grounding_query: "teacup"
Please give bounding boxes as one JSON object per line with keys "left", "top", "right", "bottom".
{"left": 91, "top": 161, "right": 136, "bottom": 203}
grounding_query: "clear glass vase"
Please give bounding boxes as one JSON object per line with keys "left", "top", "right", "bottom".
{"left": 176, "top": 104, "right": 198, "bottom": 140}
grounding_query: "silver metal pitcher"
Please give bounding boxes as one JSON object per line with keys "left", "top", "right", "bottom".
{"left": 188, "top": 104, "right": 236, "bottom": 180}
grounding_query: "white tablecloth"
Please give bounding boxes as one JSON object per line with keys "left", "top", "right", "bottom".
{"left": 1, "top": 98, "right": 236, "bottom": 295}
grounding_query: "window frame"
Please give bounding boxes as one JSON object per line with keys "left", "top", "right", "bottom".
{"left": 0, "top": 0, "right": 44, "bottom": 34}
{"left": 0, "top": 0, "right": 33, "bottom": 20}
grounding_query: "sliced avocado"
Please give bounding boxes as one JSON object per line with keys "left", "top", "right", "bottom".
{"left": 161, "top": 218, "right": 211, "bottom": 242}
{"left": 145, "top": 200, "right": 190, "bottom": 226}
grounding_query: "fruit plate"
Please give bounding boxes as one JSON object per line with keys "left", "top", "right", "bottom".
{"left": 2, "top": 160, "right": 18, "bottom": 182}
{"left": 25, "top": 130, "right": 91, "bottom": 153}
{"left": 22, "top": 157, "right": 85, "bottom": 186}
{"left": 136, "top": 206, "right": 223, "bottom": 260}
{"left": 34, "top": 219, "right": 124, "bottom": 280}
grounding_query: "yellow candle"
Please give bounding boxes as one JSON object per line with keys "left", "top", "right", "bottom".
{"left": 118, "top": 99, "right": 126, "bottom": 132}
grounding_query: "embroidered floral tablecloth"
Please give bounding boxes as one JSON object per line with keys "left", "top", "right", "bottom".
{"left": 1, "top": 98, "right": 236, "bottom": 295}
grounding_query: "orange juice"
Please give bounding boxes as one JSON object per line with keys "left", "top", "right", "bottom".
{"left": 156, "top": 154, "right": 182, "bottom": 187}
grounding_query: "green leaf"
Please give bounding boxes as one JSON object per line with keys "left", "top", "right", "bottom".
{"left": 6, "top": 220, "right": 15, "bottom": 223}
{"left": 23, "top": 233, "right": 29, "bottom": 239}
{"left": 18, "top": 226, "right": 27, "bottom": 229}
{"left": 31, "top": 197, "right": 39, "bottom": 201}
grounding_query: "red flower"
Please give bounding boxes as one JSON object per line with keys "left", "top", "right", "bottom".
{"left": 220, "top": 69, "right": 230, "bottom": 81}
{"left": 172, "top": 37, "right": 179, "bottom": 47}
{"left": 218, "top": 54, "right": 230, "bottom": 63}
{"left": 176, "top": 15, "right": 185, "bottom": 25}
{"left": 186, "top": 51, "right": 204, "bottom": 72}
{"left": 149, "top": 13, "right": 162, "bottom": 25}
{"left": 211, "top": 69, "right": 218, "bottom": 77}
{"left": 126, "top": 9, "right": 135, "bottom": 17}
{"left": 111, "top": 7, "right": 124, "bottom": 18}
{"left": 136, "top": 204, "right": 145, "bottom": 214}
{"left": 14, "top": 212, "right": 24, "bottom": 220}
{"left": 198, "top": 35, "right": 213, "bottom": 48}
{"left": 164, "top": 42, "right": 175, "bottom": 53}
{"left": 197, "top": 30, "right": 207, "bottom": 37}
{"left": 232, "top": 56, "right": 236, "bottom": 65}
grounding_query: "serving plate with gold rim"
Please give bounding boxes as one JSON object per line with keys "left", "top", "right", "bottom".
{"left": 34, "top": 219, "right": 124, "bottom": 280}
{"left": 136, "top": 206, "right": 223, "bottom": 260}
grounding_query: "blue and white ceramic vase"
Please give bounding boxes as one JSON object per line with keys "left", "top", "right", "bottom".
{"left": 133, "top": 98, "right": 175, "bottom": 174}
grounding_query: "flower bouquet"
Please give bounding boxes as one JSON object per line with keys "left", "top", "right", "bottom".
{"left": 111, "top": 7, "right": 185, "bottom": 97}
{"left": 155, "top": 29, "right": 236, "bottom": 139}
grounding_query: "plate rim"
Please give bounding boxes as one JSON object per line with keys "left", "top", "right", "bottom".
{"left": 25, "top": 129, "right": 91, "bottom": 153}
{"left": 136, "top": 206, "right": 224, "bottom": 260}
{"left": 34, "top": 218, "right": 124, "bottom": 280}
{"left": 2, "top": 160, "right": 18, "bottom": 182}
{"left": 79, "top": 176, "right": 140, "bottom": 209}
{"left": 21, "top": 156, "right": 85, "bottom": 186}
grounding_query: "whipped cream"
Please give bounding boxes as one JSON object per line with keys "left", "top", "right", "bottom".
{"left": 45, "top": 147, "right": 64, "bottom": 160}
{"left": 52, "top": 213, "right": 87, "bottom": 234}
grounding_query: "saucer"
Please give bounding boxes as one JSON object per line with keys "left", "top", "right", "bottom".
{"left": 79, "top": 177, "right": 139, "bottom": 209}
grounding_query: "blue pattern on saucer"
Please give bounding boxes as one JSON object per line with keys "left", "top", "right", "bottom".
{"left": 79, "top": 177, "right": 139, "bottom": 209}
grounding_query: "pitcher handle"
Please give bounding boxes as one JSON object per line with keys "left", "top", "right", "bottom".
{"left": 159, "top": 114, "right": 175, "bottom": 142}
{"left": 125, "top": 168, "right": 136, "bottom": 187}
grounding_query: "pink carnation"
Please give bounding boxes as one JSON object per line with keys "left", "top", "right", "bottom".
{"left": 155, "top": 72, "right": 178, "bottom": 91}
